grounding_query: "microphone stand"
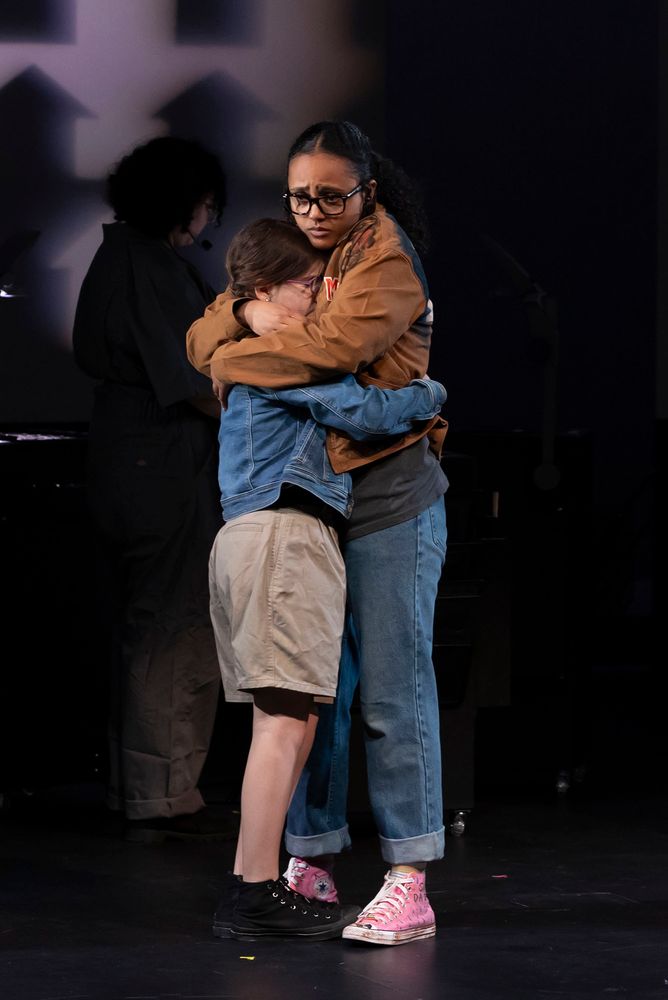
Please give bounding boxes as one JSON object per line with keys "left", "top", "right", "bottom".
{"left": 479, "top": 235, "right": 593, "bottom": 798}
{"left": 481, "top": 234, "right": 561, "bottom": 490}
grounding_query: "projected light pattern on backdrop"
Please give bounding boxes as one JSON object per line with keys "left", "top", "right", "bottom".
{"left": 0, "top": 0, "right": 383, "bottom": 421}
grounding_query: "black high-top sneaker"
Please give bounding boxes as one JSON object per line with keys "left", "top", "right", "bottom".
{"left": 218, "top": 877, "right": 359, "bottom": 941}
{"left": 212, "top": 872, "right": 243, "bottom": 939}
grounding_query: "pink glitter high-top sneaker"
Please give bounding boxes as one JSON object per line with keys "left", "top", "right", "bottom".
{"left": 342, "top": 869, "right": 436, "bottom": 945}
{"left": 283, "top": 857, "right": 339, "bottom": 903}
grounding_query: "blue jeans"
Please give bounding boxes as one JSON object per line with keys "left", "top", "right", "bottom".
{"left": 285, "top": 496, "right": 447, "bottom": 864}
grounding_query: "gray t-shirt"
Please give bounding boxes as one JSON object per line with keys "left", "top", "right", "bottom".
{"left": 344, "top": 436, "right": 448, "bottom": 540}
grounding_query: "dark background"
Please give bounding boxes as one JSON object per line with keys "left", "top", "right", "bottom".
{"left": 381, "top": 0, "right": 663, "bottom": 801}
{"left": 387, "top": 0, "right": 656, "bottom": 536}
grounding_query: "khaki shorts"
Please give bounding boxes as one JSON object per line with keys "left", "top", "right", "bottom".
{"left": 208, "top": 508, "right": 346, "bottom": 704}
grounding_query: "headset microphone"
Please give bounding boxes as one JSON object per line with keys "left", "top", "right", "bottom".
{"left": 188, "top": 230, "right": 212, "bottom": 251}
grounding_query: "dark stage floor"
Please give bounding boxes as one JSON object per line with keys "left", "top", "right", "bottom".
{"left": 1, "top": 780, "right": 667, "bottom": 1000}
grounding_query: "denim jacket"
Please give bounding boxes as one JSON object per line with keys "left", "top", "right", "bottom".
{"left": 218, "top": 375, "right": 446, "bottom": 521}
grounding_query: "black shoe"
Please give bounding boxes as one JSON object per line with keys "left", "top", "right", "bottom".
{"left": 125, "top": 806, "right": 239, "bottom": 844}
{"left": 212, "top": 875, "right": 348, "bottom": 938}
{"left": 215, "top": 878, "right": 359, "bottom": 941}
{"left": 212, "top": 872, "right": 243, "bottom": 937}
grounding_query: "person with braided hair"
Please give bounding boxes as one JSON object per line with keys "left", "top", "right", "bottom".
{"left": 187, "top": 121, "right": 449, "bottom": 946}
{"left": 206, "top": 216, "right": 446, "bottom": 941}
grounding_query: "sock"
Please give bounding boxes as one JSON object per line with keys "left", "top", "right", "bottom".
{"left": 391, "top": 862, "right": 427, "bottom": 876}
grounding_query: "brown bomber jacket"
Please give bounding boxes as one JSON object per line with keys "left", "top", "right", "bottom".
{"left": 186, "top": 205, "right": 447, "bottom": 473}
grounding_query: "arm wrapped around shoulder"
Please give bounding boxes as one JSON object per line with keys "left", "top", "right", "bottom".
{"left": 186, "top": 287, "right": 249, "bottom": 377}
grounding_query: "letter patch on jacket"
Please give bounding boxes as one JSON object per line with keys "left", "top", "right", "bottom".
{"left": 323, "top": 276, "right": 339, "bottom": 301}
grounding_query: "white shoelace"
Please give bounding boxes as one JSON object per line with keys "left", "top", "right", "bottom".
{"left": 289, "top": 859, "right": 308, "bottom": 882}
{"left": 358, "top": 875, "right": 414, "bottom": 924}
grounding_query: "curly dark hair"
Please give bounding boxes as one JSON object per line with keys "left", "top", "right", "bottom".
{"left": 225, "top": 218, "right": 326, "bottom": 296}
{"left": 107, "top": 136, "right": 226, "bottom": 239}
{"left": 287, "top": 120, "right": 429, "bottom": 257}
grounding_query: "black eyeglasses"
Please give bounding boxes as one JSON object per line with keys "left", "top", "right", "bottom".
{"left": 283, "top": 184, "right": 363, "bottom": 217}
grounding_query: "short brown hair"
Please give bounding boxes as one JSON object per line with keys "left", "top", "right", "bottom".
{"left": 225, "top": 218, "right": 325, "bottom": 296}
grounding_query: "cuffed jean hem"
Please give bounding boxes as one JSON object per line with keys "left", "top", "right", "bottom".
{"left": 284, "top": 823, "right": 352, "bottom": 858}
{"left": 378, "top": 826, "right": 445, "bottom": 864}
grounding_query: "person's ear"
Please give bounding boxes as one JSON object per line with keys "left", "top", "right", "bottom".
{"left": 254, "top": 285, "right": 273, "bottom": 302}
{"left": 365, "top": 179, "right": 378, "bottom": 205}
